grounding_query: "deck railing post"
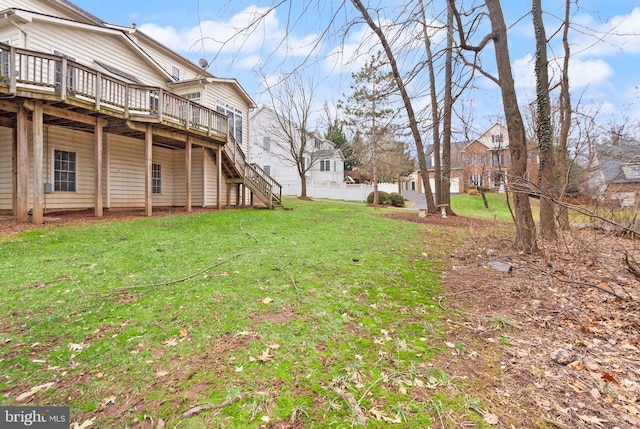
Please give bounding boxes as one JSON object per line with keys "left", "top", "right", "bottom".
{"left": 9, "top": 46, "right": 16, "bottom": 94}
{"left": 59, "top": 57, "right": 67, "bottom": 101}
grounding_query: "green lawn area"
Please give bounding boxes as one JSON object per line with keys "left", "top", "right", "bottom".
{"left": 0, "top": 199, "right": 495, "bottom": 428}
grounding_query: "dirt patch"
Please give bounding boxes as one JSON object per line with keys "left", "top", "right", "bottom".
{"left": 433, "top": 227, "right": 640, "bottom": 428}
{"left": 383, "top": 210, "right": 504, "bottom": 229}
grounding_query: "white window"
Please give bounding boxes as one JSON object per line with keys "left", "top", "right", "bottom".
{"left": 469, "top": 174, "right": 484, "bottom": 187}
{"left": 263, "top": 136, "right": 271, "bottom": 152}
{"left": 491, "top": 134, "right": 503, "bottom": 144}
{"left": 149, "top": 90, "right": 159, "bottom": 113}
{"left": 263, "top": 165, "right": 271, "bottom": 175}
{"left": 320, "top": 160, "right": 331, "bottom": 171}
{"left": 54, "top": 149, "right": 76, "bottom": 191}
{"left": 315, "top": 139, "right": 321, "bottom": 150}
{"left": 217, "top": 101, "right": 243, "bottom": 144}
{"left": 152, "top": 163, "right": 162, "bottom": 194}
{"left": 183, "top": 92, "right": 201, "bottom": 101}
{"left": 171, "top": 66, "right": 180, "bottom": 81}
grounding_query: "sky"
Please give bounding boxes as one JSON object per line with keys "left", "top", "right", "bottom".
{"left": 71, "top": 0, "right": 640, "bottom": 139}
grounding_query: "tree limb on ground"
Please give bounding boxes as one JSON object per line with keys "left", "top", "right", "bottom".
{"left": 181, "top": 392, "right": 249, "bottom": 418}
{"left": 333, "top": 387, "right": 367, "bottom": 427}
{"left": 240, "top": 218, "right": 258, "bottom": 242}
{"left": 90, "top": 254, "right": 242, "bottom": 295}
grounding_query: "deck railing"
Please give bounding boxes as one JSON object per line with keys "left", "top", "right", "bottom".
{"left": 0, "top": 43, "right": 228, "bottom": 137}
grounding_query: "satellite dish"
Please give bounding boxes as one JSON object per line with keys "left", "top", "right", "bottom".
{"left": 198, "top": 58, "right": 208, "bottom": 69}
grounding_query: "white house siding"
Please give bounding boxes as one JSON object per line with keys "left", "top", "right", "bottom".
{"left": 21, "top": 21, "right": 169, "bottom": 87}
{"left": 0, "top": 127, "right": 13, "bottom": 210}
{"left": 0, "top": 28, "right": 21, "bottom": 46}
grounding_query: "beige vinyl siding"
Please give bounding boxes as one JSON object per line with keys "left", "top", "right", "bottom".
{"left": 203, "top": 149, "right": 219, "bottom": 207}
{"left": 0, "top": 1, "right": 79, "bottom": 20}
{"left": 205, "top": 82, "right": 251, "bottom": 153}
{"left": 151, "top": 147, "right": 174, "bottom": 206}
{"left": 172, "top": 151, "right": 186, "bottom": 207}
{"left": 23, "top": 21, "right": 169, "bottom": 87}
{"left": 42, "top": 125, "right": 95, "bottom": 210}
{"left": 107, "top": 135, "right": 144, "bottom": 207}
{"left": 190, "top": 148, "right": 204, "bottom": 207}
{"left": 0, "top": 30, "right": 21, "bottom": 46}
{"left": 130, "top": 36, "right": 202, "bottom": 82}
{"left": 106, "top": 135, "right": 178, "bottom": 208}
{"left": 0, "top": 127, "right": 12, "bottom": 210}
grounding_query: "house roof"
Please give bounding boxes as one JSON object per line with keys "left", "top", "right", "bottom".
{"left": 595, "top": 145, "right": 640, "bottom": 183}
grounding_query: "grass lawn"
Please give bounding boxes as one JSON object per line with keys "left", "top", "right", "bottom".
{"left": 0, "top": 199, "right": 495, "bottom": 428}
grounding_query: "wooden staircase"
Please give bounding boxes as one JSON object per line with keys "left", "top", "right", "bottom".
{"left": 208, "top": 135, "right": 283, "bottom": 209}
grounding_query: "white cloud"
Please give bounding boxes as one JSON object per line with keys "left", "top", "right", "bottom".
{"left": 571, "top": 6, "right": 640, "bottom": 57}
{"left": 138, "top": 6, "right": 320, "bottom": 63}
{"left": 566, "top": 58, "right": 614, "bottom": 88}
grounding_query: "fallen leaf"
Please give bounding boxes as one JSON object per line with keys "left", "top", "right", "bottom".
{"left": 483, "top": 413, "right": 499, "bottom": 425}
{"left": 157, "top": 418, "right": 166, "bottom": 428}
{"left": 268, "top": 343, "right": 280, "bottom": 350}
{"left": 163, "top": 338, "right": 178, "bottom": 347}
{"left": 256, "top": 348, "right": 272, "bottom": 362}
{"left": 261, "top": 415, "right": 270, "bottom": 422}
{"left": 100, "top": 396, "right": 116, "bottom": 407}
{"left": 262, "top": 297, "right": 274, "bottom": 304}
{"left": 156, "top": 370, "right": 169, "bottom": 377}
{"left": 590, "top": 388, "right": 601, "bottom": 399}
{"left": 235, "top": 366, "right": 243, "bottom": 372}
{"left": 68, "top": 342, "right": 90, "bottom": 352}
{"left": 179, "top": 329, "right": 188, "bottom": 338}
{"left": 601, "top": 372, "right": 619, "bottom": 384}
{"left": 16, "top": 382, "right": 55, "bottom": 402}
{"left": 577, "top": 414, "right": 607, "bottom": 426}
{"left": 96, "top": 372, "right": 104, "bottom": 379}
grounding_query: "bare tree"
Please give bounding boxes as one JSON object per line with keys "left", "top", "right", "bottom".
{"left": 351, "top": 0, "right": 437, "bottom": 213}
{"left": 556, "top": 0, "right": 572, "bottom": 230}
{"left": 262, "top": 71, "right": 319, "bottom": 198}
{"left": 449, "top": 0, "right": 538, "bottom": 253}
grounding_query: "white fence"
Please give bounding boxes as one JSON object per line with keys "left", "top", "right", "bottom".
{"left": 285, "top": 181, "right": 399, "bottom": 202}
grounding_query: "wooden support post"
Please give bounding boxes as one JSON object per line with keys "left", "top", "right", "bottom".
{"left": 242, "top": 184, "right": 246, "bottom": 208}
{"left": 226, "top": 183, "right": 231, "bottom": 207}
{"left": 16, "top": 104, "right": 28, "bottom": 222}
{"left": 94, "top": 119, "right": 104, "bottom": 217}
{"left": 144, "top": 124, "right": 152, "bottom": 217}
{"left": 32, "top": 101, "right": 44, "bottom": 224}
{"left": 185, "top": 138, "right": 192, "bottom": 212}
{"left": 216, "top": 145, "right": 222, "bottom": 209}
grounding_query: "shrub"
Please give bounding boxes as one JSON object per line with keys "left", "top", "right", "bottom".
{"left": 366, "top": 191, "right": 390, "bottom": 205}
{"left": 467, "top": 188, "right": 480, "bottom": 196}
{"left": 388, "top": 192, "right": 405, "bottom": 207}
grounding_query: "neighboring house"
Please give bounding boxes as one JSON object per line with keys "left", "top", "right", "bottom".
{"left": 0, "top": 0, "right": 282, "bottom": 224}
{"left": 587, "top": 145, "right": 640, "bottom": 207}
{"left": 249, "top": 106, "right": 344, "bottom": 196}
{"left": 405, "top": 123, "right": 539, "bottom": 194}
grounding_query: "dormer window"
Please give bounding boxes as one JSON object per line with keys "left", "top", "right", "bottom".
{"left": 491, "top": 134, "right": 504, "bottom": 144}
{"left": 171, "top": 66, "right": 180, "bottom": 81}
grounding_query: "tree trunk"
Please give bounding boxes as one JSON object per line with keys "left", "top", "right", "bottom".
{"left": 420, "top": 0, "right": 442, "bottom": 207}
{"left": 351, "top": 0, "right": 437, "bottom": 213}
{"left": 441, "top": 4, "right": 456, "bottom": 216}
{"left": 532, "top": 0, "right": 556, "bottom": 239}
{"left": 300, "top": 172, "right": 307, "bottom": 198}
{"left": 485, "top": 0, "right": 538, "bottom": 253}
{"left": 556, "top": 0, "right": 572, "bottom": 230}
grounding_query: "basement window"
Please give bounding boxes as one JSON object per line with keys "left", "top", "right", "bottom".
{"left": 54, "top": 149, "right": 76, "bottom": 191}
{"left": 152, "top": 163, "right": 162, "bottom": 194}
